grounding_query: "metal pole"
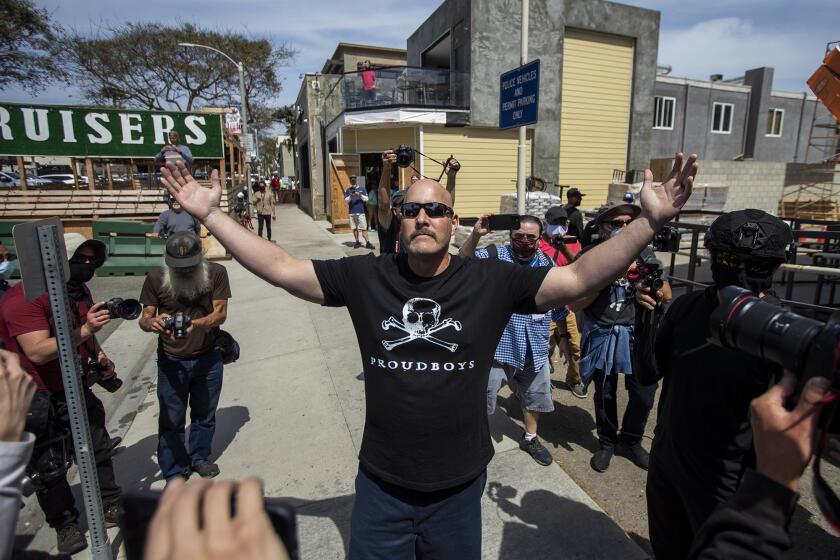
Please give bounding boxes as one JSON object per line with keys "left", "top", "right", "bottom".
{"left": 37, "top": 224, "right": 113, "bottom": 560}
{"left": 516, "top": 0, "right": 529, "bottom": 216}
{"left": 238, "top": 62, "right": 254, "bottom": 215}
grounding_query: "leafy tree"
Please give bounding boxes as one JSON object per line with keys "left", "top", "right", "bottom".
{"left": 0, "top": 0, "right": 64, "bottom": 92}
{"left": 57, "top": 22, "right": 294, "bottom": 111}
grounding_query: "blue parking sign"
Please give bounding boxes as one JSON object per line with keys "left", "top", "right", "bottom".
{"left": 499, "top": 59, "right": 540, "bottom": 129}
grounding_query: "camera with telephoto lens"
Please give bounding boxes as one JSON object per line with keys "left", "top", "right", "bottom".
{"left": 85, "top": 358, "right": 123, "bottom": 392}
{"left": 709, "top": 286, "right": 839, "bottom": 428}
{"left": 105, "top": 297, "right": 142, "bottom": 320}
{"left": 710, "top": 286, "right": 840, "bottom": 528}
{"left": 394, "top": 145, "right": 415, "bottom": 168}
{"left": 628, "top": 252, "right": 664, "bottom": 293}
{"left": 652, "top": 225, "right": 681, "bottom": 253}
{"left": 163, "top": 312, "right": 191, "bottom": 339}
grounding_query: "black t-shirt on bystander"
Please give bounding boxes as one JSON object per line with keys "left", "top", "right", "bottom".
{"left": 313, "top": 253, "right": 550, "bottom": 491}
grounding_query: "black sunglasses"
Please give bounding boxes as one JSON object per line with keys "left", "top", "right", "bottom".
{"left": 0, "top": 254, "right": 16, "bottom": 262}
{"left": 401, "top": 202, "right": 454, "bottom": 219}
{"left": 605, "top": 219, "right": 633, "bottom": 228}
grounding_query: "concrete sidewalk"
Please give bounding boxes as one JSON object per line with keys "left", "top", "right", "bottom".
{"left": 56, "top": 205, "right": 646, "bottom": 559}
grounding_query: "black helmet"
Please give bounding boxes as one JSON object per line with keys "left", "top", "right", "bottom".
{"left": 704, "top": 209, "right": 792, "bottom": 262}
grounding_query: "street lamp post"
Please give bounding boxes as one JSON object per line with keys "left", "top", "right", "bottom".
{"left": 178, "top": 42, "right": 253, "bottom": 214}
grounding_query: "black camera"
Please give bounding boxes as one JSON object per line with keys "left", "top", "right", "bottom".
{"left": 163, "top": 312, "right": 191, "bottom": 339}
{"left": 710, "top": 286, "right": 840, "bottom": 399}
{"left": 85, "top": 358, "right": 123, "bottom": 392}
{"left": 394, "top": 145, "right": 415, "bottom": 168}
{"left": 629, "top": 253, "right": 664, "bottom": 293}
{"left": 105, "top": 297, "right": 142, "bottom": 320}
{"left": 652, "top": 225, "right": 681, "bottom": 253}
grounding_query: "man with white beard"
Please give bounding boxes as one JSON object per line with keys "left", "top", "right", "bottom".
{"left": 139, "top": 231, "right": 231, "bottom": 481}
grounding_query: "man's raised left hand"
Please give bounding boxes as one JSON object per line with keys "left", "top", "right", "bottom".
{"left": 639, "top": 152, "right": 698, "bottom": 229}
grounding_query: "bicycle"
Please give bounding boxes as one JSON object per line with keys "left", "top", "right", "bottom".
{"left": 236, "top": 206, "right": 253, "bottom": 230}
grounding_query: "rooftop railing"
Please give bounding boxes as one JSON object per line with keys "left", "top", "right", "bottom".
{"left": 322, "top": 66, "right": 469, "bottom": 125}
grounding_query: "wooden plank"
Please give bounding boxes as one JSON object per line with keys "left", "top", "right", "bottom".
{"left": 71, "top": 158, "right": 80, "bottom": 189}
{"left": 85, "top": 158, "right": 95, "bottom": 191}
{"left": 106, "top": 163, "right": 113, "bottom": 190}
{"left": 16, "top": 157, "right": 27, "bottom": 191}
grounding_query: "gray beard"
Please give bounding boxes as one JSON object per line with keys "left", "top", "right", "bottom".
{"left": 161, "top": 261, "right": 210, "bottom": 302}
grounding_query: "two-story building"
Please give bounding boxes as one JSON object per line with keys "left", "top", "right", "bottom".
{"left": 301, "top": 0, "right": 660, "bottom": 221}
{"left": 650, "top": 66, "right": 831, "bottom": 163}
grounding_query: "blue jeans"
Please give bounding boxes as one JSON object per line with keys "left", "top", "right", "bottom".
{"left": 156, "top": 348, "right": 224, "bottom": 479}
{"left": 349, "top": 466, "right": 486, "bottom": 559}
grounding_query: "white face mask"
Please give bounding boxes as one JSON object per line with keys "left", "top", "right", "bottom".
{"left": 0, "top": 261, "right": 13, "bottom": 280}
{"left": 546, "top": 224, "right": 568, "bottom": 238}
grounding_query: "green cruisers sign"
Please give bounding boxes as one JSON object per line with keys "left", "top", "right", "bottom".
{"left": 0, "top": 103, "right": 224, "bottom": 158}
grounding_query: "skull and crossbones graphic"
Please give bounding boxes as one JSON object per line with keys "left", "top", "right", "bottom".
{"left": 381, "top": 298, "right": 462, "bottom": 352}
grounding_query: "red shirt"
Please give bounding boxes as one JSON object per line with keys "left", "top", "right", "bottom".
{"left": 539, "top": 237, "right": 582, "bottom": 267}
{"left": 0, "top": 283, "right": 93, "bottom": 392}
{"left": 361, "top": 70, "right": 376, "bottom": 90}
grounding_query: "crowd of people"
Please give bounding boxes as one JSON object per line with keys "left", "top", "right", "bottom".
{"left": 0, "top": 146, "right": 837, "bottom": 560}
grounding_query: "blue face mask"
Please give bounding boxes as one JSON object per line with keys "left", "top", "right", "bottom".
{"left": 0, "top": 260, "right": 13, "bottom": 280}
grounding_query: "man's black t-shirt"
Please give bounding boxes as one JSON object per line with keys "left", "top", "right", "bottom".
{"left": 377, "top": 218, "right": 399, "bottom": 255}
{"left": 313, "top": 253, "right": 550, "bottom": 491}
{"left": 651, "top": 286, "right": 780, "bottom": 496}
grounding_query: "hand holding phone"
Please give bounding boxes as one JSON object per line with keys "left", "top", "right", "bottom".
{"left": 487, "top": 214, "right": 521, "bottom": 231}
{"left": 126, "top": 478, "right": 298, "bottom": 560}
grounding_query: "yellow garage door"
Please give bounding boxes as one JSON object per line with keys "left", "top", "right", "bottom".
{"left": 422, "top": 127, "right": 531, "bottom": 217}
{"left": 559, "top": 28, "right": 634, "bottom": 205}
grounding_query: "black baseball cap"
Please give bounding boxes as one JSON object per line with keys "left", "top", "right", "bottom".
{"left": 349, "top": 175, "right": 357, "bottom": 180}
{"left": 544, "top": 206, "right": 568, "bottom": 223}
{"left": 567, "top": 188, "right": 585, "bottom": 198}
{"left": 165, "top": 231, "right": 203, "bottom": 268}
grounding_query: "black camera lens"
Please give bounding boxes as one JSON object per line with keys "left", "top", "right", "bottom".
{"left": 394, "top": 145, "right": 414, "bottom": 168}
{"left": 709, "top": 286, "right": 823, "bottom": 371}
{"left": 105, "top": 298, "right": 142, "bottom": 320}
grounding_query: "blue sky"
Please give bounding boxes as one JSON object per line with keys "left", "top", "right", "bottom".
{"left": 5, "top": 0, "right": 838, "bottom": 113}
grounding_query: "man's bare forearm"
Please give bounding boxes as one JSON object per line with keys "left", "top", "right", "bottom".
{"left": 458, "top": 231, "right": 480, "bottom": 258}
{"left": 202, "top": 209, "right": 324, "bottom": 303}
{"left": 537, "top": 215, "right": 656, "bottom": 309}
{"left": 377, "top": 164, "right": 393, "bottom": 228}
{"left": 445, "top": 174, "right": 456, "bottom": 201}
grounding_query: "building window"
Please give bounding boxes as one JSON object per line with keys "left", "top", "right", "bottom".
{"left": 653, "top": 96, "right": 675, "bottom": 129}
{"left": 711, "top": 102, "right": 734, "bottom": 134}
{"left": 766, "top": 108, "right": 784, "bottom": 137}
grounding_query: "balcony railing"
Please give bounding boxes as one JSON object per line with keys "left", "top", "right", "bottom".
{"left": 322, "top": 66, "right": 469, "bottom": 125}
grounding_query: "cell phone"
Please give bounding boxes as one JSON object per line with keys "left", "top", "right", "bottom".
{"left": 488, "top": 214, "right": 521, "bottom": 231}
{"left": 121, "top": 489, "right": 300, "bottom": 560}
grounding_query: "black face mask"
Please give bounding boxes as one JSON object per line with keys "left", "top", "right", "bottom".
{"left": 710, "top": 261, "right": 774, "bottom": 294}
{"left": 68, "top": 262, "right": 96, "bottom": 284}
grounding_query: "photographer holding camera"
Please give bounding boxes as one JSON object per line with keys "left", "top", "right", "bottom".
{"left": 539, "top": 206, "right": 586, "bottom": 397}
{"left": 644, "top": 209, "right": 794, "bottom": 559}
{"left": 377, "top": 148, "right": 459, "bottom": 254}
{"left": 577, "top": 203, "right": 671, "bottom": 473}
{"left": 139, "top": 232, "right": 231, "bottom": 482}
{"left": 0, "top": 233, "right": 123, "bottom": 555}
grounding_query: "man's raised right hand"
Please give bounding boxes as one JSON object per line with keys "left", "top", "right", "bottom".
{"left": 381, "top": 150, "right": 397, "bottom": 168}
{"left": 160, "top": 162, "right": 222, "bottom": 222}
{"left": 472, "top": 215, "right": 491, "bottom": 238}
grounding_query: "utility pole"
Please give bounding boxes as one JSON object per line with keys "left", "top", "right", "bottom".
{"left": 178, "top": 43, "right": 254, "bottom": 215}
{"left": 516, "top": 0, "right": 529, "bottom": 216}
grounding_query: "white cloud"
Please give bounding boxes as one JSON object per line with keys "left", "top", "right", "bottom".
{"left": 659, "top": 17, "right": 831, "bottom": 92}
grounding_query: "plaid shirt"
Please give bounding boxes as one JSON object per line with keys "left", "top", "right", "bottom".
{"left": 475, "top": 245, "right": 567, "bottom": 370}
